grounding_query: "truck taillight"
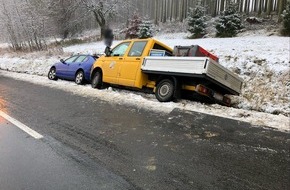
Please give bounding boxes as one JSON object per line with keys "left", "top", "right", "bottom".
{"left": 197, "top": 85, "right": 209, "bottom": 95}
{"left": 223, "top": 97, "right": 231, "bottom": 106}
{"left": 201, "top": 87, "right": 208, "bottom": 94}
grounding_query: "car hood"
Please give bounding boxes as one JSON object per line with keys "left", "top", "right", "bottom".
{"left": 53, "top": 62, "right": 63, "bottom": 67}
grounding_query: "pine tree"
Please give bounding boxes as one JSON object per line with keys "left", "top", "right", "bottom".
{"left": 216, "top": 3, "right": 243, "bottom": 37}
{"left": 187, "top": 6, "right": 207, "bottom": 39}
{"left": 281, "top": 2, "right": 290, "bottom": 36}
{"left": 125, "top": 12, "right": 142, "bottom": 39}
{"left": 138, "top": 19, "right": 153, "bottom": 39}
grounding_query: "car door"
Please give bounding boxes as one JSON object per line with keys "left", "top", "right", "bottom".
{"left": 118, "top": 41, "right": 147, "bottom": 87}
{"left": 57, "top": 56, "right": 78, "bottom": 79}
{"left": 66, "top": 55, "right": 88, "bottom": 80}
{"left": 101, "top": 42, "right": 131, "bottom": 84}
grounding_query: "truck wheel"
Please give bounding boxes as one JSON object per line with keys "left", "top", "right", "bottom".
{"left": 155, "top": 79, "right": 175, "bottom": 102}
{"left": 91, "top": 70, "right": 102, "bottom": 89}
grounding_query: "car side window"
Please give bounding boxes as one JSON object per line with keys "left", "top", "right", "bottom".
{"left": 65, "top": 56, "right": 78, "bottom": 63}
{"left": 128, "top": 41, "right": 147, "bottom": 57}
{"left": 111, "top": 42, "right": 130, "bottom": 56}
{"left": 74, "top": 55, "right": 87, "bottom": 63}
{"left": 82, "top": 56, "right": 89, "bottom": 62}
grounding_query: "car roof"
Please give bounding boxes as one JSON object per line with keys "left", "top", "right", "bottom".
{"left": 69, "top": 54, "right": 97, "bottom": 58}
{"left": 67, "top": 54, "right": 98, "bottom": 60}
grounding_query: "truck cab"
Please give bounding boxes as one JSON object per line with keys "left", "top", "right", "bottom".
{"left": 91, "top": 38, "right": 172, "bottom": 89}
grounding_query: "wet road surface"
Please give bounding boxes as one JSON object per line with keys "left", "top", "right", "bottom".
{"left": 0, "top": 75, "right": 289, "bottom": 190}
{"left": 0, "top": 116, "right": 130, "bottom": 190}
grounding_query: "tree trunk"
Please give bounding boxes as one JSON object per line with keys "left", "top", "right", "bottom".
{"left": 179, "top": 0, "right": 184, "bottom": 22}
{"left": 212, "top": 0, "right": 218, "bottom": 17}
{"left": 93, "top": 11, "right": 106, "bottom": 38}
{"left": 244, "top": 0, "right": 248, "bottom": 13}
{"left": 267, "top": 0, "right": 273, "bottom": 15}
{"left": 221, "top": 0, "right": 225, "bottom": 12}
{"left": 163, "top": 0, "right": 167, "bottom": 23}
{"left": 240, "top": 0, "right": 244, "bottom": 12}
{"left": 154, "top": 0, "right": 158, "bottom": 25}
{"left": 258, "top": 0, "right": 263, "bottom": 15}
{"left": 278, "top": 0, "right": 285, "bottom": 22}
{"left": 253, "top": 0, "right": 259, "bottom": 13}
{"left": 264, "top": 0, "right": 268, "bottom": 12}
{"left": 247, "top": 0, "right": 251, "bottom": 14}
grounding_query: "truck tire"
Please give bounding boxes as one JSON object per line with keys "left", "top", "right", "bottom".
{"left": 91, "top": 70, "right": 102, "bottom": 89}
{"left": 155, "top": 79, "right": 175, "bottom": 102}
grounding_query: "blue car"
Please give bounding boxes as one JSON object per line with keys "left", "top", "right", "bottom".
{"left": 48, "top": 55, "right": 98, "bottom": 84}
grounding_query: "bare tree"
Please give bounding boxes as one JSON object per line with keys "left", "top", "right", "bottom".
{"left": 0, "top": 1, "right": 20, "bottom": 50}
{"left": 0, "top": 0, "right": 50, "bottom": 51}
{"left": 81, "top": 0, "right": 119, "bottom": 38}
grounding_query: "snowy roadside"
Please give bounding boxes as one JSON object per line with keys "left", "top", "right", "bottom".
{"left": 0, "top": 35, "right": 289, "bottom": 118}
{"left": 0, "top": 70, "right": 289, "bottom": 132}
{"left": 0, "top": 56, "right": 58, "bottom": 76}
{"left": 57, "top": 36, "right": 290, "bottom": 118}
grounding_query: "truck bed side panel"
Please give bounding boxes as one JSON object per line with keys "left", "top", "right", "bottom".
{"left": 142, "top": 57, "right": 207, "bottom": 74}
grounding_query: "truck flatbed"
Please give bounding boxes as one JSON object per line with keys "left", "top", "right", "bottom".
{"left": 142, "top": 56, "right": 243, "bottom": 95}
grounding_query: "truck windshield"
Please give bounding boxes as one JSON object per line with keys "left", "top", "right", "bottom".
{"left": 111, "top": 42, "right": 130, "bottom": 56}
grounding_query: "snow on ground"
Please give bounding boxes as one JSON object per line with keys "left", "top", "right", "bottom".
{"left": 0, "top": 34, "right": 289, "bottom": 130}
{"left": 0, "top": 49, "right": 70, "bottom": 76}
{"left": 0, "top": 56, "right": 58, "bottom": 76}
{"left": 0, "top": 43, "right": 9, "bottom": 48}
{"left": 0, "top": 70, "right": 289, "bottom": 132}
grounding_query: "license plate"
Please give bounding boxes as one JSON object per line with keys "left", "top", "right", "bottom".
{"left": 213, "top": 93, "right": 223, "bottom": 101}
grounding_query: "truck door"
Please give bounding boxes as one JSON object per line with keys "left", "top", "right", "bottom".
{"left": 118, "top": 41, "right": 147, "bottom": 87}
{"left": 102, "top": 42, "right": 130, "bottom": 84}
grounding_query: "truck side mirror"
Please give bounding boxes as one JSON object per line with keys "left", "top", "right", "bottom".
{"left": 60, "top": 59, "right": 65, "bottom": 64}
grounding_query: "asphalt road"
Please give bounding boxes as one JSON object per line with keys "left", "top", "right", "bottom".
{"left": 0, "top": 116, "right": 130, "bottom": 190}
{"left": 0, "top": 75, "right": 289, "bottom": 190}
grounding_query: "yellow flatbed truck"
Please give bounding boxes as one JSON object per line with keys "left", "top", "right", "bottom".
{"left": 90, "top": 38, "right": 243, "bottom": 106}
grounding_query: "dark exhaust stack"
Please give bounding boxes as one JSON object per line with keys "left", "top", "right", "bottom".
{"left": 103, "top": 27, "right": 114, "bottom": 56}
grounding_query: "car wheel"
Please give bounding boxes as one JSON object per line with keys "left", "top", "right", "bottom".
{"left": 75, "top": 70, "right": 85, "bottom": 85}
{"left": 48, "top": 67, "right": 58, "bottom": 80}
{"left": 155, "top": 79, "right": 175, "bottom": 102}
{"left": 91, "top": 71, "right": 102, "bottom": 89}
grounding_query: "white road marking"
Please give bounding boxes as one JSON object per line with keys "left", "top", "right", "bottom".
{"left": 0, "top": 111, "right": 43, "bottom": 139}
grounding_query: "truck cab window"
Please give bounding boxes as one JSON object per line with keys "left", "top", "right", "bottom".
{"left": 111, "top": 42, "right": 130, "bottom": 56}
{"left": 128, "top": 41, "right": 147, "bottom": 57}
